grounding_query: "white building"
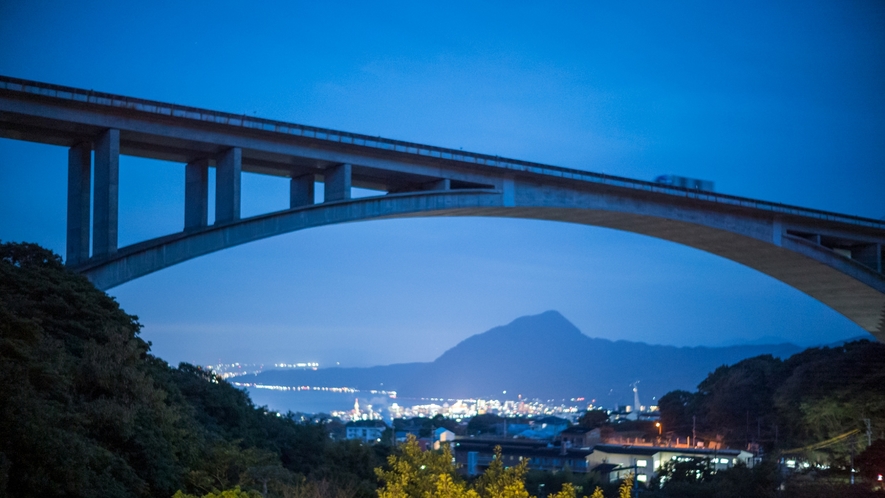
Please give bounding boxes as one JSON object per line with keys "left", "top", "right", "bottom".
{"left": 433, "top": 427, "right": 456, "bottom": 450}
{"left": 587, "top": 444, "right": 755, "bottom": 485}
{"left": 345, "top": 421, "right": 388, "bottom": 443}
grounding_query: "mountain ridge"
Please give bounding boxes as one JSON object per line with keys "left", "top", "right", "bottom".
{"left": 247, "top": 311, "right": 803, "bottom": 405}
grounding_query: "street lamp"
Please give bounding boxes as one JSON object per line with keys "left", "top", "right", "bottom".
{"left": 655, "top": 422, "right": 662, "bottom": 435}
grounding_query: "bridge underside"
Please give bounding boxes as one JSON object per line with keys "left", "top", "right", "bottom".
{"left": 76, "top": 189, "right": 885, "bottom": 342}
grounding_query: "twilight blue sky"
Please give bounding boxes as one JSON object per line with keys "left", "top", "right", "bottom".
{"left": 1, "top": 1, "right": 883, "bottom": 367}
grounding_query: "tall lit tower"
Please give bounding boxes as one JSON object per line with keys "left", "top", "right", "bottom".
{"left": 627, "top": 382, "right": 641, "bottom": 421}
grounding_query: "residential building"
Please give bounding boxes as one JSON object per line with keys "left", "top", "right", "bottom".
{"left": 586, "top": 444, "right": 755, "bottom": 485}
{"left": 558, "top": 426, "right": 602, "bottom": 448}
{"left": 454, "top": 439, "right": 592, "bottom": 476}
{"left": 345, "top": 420, "right": 388, "bottom": 443}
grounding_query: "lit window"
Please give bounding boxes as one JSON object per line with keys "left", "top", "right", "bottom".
{"left": 637, "top": 474, "right": 647, "bottom": 483}
{"left": 719, "top": 458, "right": 730, "bottom": 465}
{"left": 637, "top": 459, "right": 648, "bottom": 467}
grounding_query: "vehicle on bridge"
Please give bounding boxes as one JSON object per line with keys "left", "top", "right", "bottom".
{"left": 655, "top": 174, "right": 715, "bottom": 192}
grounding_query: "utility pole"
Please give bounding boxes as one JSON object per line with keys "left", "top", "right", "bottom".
{"left": 692, "top": 415, "right": 697, "bottom": 446}
{"left": 865, "top": 418, "right": 872, "bottom": 447}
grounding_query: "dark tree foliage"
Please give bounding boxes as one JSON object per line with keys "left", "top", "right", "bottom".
{"left": 856, "top": 438, "right": 885, "bottom": 481}
{"left": 430, "top": 413, "right": 460, "bottom": 434}
{"left": 524, "top": 469, "right": 610, "bottom": 498}
{"left": 0, "top": 242, "right": 385, "bottom": 497}
{"left": 645, "top": 460, "right": 779, "bottom": 498}
{"left": 577, "top": 409, "right": 608, "bottom": 429}
{"left": 0, "top": 242, "right": 191, "bottom": 497}
{"left": 773, "top": 342, "right": 885, "bottom": 457}
{"left": 694, "top": 355, "right": 785, "bottom": 445}
{"left": 467, "top": 413, "right": 504, "bottom": 435}
{"left": 394, "top": 414, "right": 459, "bottom": 438}
{"left": 657, "top": 390, "right": 695, "bottom": 435}
{"left": 657, "top": 341, "right": 885, "bottom": 455}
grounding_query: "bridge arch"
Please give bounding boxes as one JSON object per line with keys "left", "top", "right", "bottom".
{"left": 77, "top": 188, "right": 885, "bottom": 341}
{"left": 1, "top": 76, "right": 882, "bottom": 341}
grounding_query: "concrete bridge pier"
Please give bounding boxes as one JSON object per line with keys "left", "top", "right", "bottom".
{"left": 290, "top": 173, "right": 315, "bottom": 208}
{"left": 66, "top": 142, "right": 91, "bottom": 266}
{"left": 93, "top": 128, "right": 119, "bottom": 258}
{"left": 185, "top": 158, "right": 210, "bottom": 231}
{"left": 216, "top": 147, "right": 241, "bottom": 223}
{"left": 325, "top": 163, "right": 352, "bottom": 202}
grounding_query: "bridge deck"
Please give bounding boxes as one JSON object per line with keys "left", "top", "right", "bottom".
{"left": 1, "top": 74, "right": 882, "bottom": 231}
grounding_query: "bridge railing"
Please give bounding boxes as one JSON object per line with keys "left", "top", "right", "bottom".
{"left": 2, "top": 75, "right": 883, "bottom": 230}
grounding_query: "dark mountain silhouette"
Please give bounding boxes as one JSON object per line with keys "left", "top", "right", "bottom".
{"left": 247, "top": 311, "right": 802, "bottom": 405}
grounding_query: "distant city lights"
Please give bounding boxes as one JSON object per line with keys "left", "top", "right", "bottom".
{"left": 204, "top": 361, "right": 319, "bottom": 379}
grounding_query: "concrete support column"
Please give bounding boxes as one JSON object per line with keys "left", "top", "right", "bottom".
{"left": 854, "top": 243, "right": 882, "bottom": 273}
{"left": 216, "top": 147, "right": 241, "bottom": 223}
{"left": 502, "top": 177, "right": 515, "bottom": 207}
{"left": 66, "top": 142, "right": 91, "bottom": 265}
{"left": 772, "top": 220, "right": 783, "bottom": 247}
{"left": 290, "top": 173, "right": 315, "bottom": 208}
{"left": 185, "top": 158, "right": 209, "bottom": 230}
{"left": 93, "top": 129, "right": 119, "bottom": 258}
{"left": 324, "top": 163, "right": 351, "bottom": 202}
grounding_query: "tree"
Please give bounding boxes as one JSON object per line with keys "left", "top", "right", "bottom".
{"left": 577, "top": 410, "right": 609, "bottom": 430}
{"left": 473, "top": 446, "right": 529, "bottom": 498}
{"left": 467, "top": 414, "right": 504, "bottom": 436}
{"left": 856, "top": 439, "right": 885, "bottom": 481}
{"left": 657, "top": 390, "right": 694, "bottom": 437}
{"left": 376, "top": 437, "right": 534, "bottom": 498}
{"left": 618, "top": 474, "right": 634, "bottom": 498}
{"left": 376, "top": 435, "right": 466, "bottom": 498}
{"left": 0, "top": 242, "right": 193, "bottom": 497}
{"left": 0, "top": 242, "right": 386, "bottom": 498}
{"left": 173, "top": 487, "right": 262, "bottom": 498}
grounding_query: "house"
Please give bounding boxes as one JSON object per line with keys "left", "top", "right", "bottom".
{"left": 515, "top": 417, "right": 570, "bottom": 440}
{"left": 434, "top": 427, "right": 456, "bottom": 450}
{"left": 586, "top": 444, "right": 755, "bottom": 485}
{"left": 345, "top": 420, "right": 388, "bottom": 443}
{"left": 558, "top": 426, "right": 602, "bottom": 448}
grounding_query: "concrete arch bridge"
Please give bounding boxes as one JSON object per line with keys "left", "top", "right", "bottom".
{"left": 1, "top": 75, "right": 883, "bottom": 340}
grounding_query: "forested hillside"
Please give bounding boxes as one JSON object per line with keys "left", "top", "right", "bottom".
{"left": 0, "top": 242, "right": 385, "bottom": 497}
{"left": 658, "top": 339, "right": 885, "bottom": 459}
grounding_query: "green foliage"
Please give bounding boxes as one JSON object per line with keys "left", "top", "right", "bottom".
{"left": 657, "top": 390, "right": 694, "bottom": 435}
{"left": 577, "top": 410, "right": 608, "bottom": 430}
{"left": 644, "top": 455, "right": 791, "bottom": 497}
{"left": 467, "top": 414, "right": 504, "bottom": 436}
{"left": 376, "top": 437, "right": 535, "bottom": 498}
{"left": 0, "top": 242, "right": 191, "bottom": 496}
{"left": 617, "top": 474, "right": 633, "bottom": 498}
{"left": 0, "top": 242, "right": 385, "bottom": 497}
{"left": 524, "top": 469, "right": 605, "bottom": 498}
{"left": 173, "top": 486, "right": 263, "bottom": 498}
{"left": 473, "top": 446, "right": 529, "bottom": 498}
{"left": 774, "top": 342, "right": 885, "bottom": 461}
{"left": 657, "top": 341, "right": 885, "bottom": 456}
{"left": 394, "top": 414, "right": 459, "bottom": 438}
